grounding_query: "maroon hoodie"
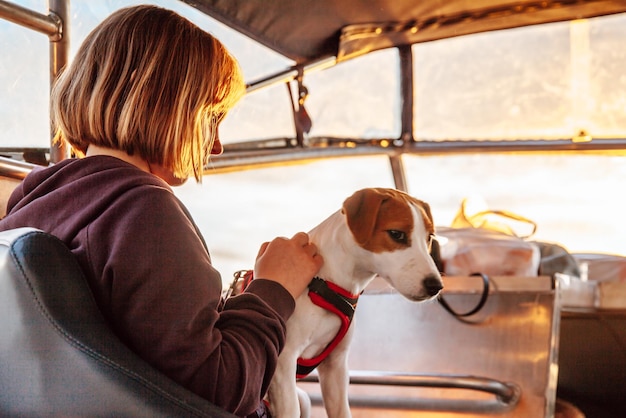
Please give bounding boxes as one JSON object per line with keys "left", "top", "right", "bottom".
{"left": 0, "top": 155, "right": 294, "bottom": 417}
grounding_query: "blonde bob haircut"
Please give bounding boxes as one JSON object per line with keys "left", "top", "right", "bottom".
{"left": 51, "top": 5, "right": 245, "bottom": 182}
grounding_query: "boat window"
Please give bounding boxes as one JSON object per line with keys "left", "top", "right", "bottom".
{"left": 0, "top": 0, "right": 293, "bottom": 149}
{"left": 403, "top": 153, "right": 626, "bottom": 256}
{"left": 0, "top": 3, "right": 48, "bottom": 148}
{"left": 223, "top": 45, "right": 400, "bottom": 142}
{"left": 220, "top": 85, "right": 296, "bottom": 142}
{"left": 413, "top": 14, "right": 626, "bottom": 141}
{"left": 305, "top": 49, "right": 400, "bottom": 139}
{"left": 175, "top": 156, "right": 395, "bottom": 282}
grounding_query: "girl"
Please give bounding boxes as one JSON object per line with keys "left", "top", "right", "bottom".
{"left": 0, "top": 5, "right": 322, "bottom": 417}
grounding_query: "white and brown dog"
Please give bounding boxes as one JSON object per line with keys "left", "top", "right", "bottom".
{"left": 266, "top": 187, "right": 443, "bottom": 418}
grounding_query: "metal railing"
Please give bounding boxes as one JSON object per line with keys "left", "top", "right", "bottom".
{"left": 300, "top": 370, "right": 521, "bottom": 413}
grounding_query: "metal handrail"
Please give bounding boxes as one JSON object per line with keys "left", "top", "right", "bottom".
{"left": 300, "top": 370, "right": 521, "bottom": 413}
{"left": 199, "top": 135, "right": 626, "bottom": 175}
{"left": 0, "top": 0, "right": 61, "bottom": 40}
{"left": 0, "top": 156, "right": 36, "bottom": 180}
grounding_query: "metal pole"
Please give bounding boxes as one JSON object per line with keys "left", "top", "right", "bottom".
{"left": 0, "top": 156, "right": 36, "bottom": 180}
{"left": 301, "top": 370, "right": 521, "bottom": 412}
{"left": 48, "top": 0, "right": 70, "bottom": 162}
{"left": 246, "top": 56, "right": 336, "bottom": 94}
{"left": 389, "top": 45, "right": 414, "bottom": 192}
{"left": 389, "top": 155, "right": 407, "bottom": 192}
{"left": 399, "top": 45, "right": 413, "bottom": 145}
{"left": 0, "top": 0, "right": 61, "bottom": 38}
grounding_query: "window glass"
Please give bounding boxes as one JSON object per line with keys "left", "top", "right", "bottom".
{"left": 413, "top": 14, "right": 626, "bottom": 140}
{"left": 0, "top": 0, "right": 48, "bottom": 148}
{"left": 174, "top": 156, "right": 395, "bottom": 285}
{"left": 587, "top": 13, "right": 626, "bottom": 136}
{"left": 220, "top": 84, "right": 295, "bottom": 142}
{"left": 0, "top": 0, "right": 293, "bottom": 149}
{"left": 403, "top": 153, "right": 626, "bottom": 256}
{"left": 305, "top": 49, "right": 400, "bottom": 139}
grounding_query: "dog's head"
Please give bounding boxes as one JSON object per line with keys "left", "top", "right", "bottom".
{"left": 342, "top": 187, "right": 443, "bottom": 301}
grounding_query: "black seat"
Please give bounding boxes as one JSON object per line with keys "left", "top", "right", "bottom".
{"left": 0, "top": 228, "right": 235, "bottom": 417}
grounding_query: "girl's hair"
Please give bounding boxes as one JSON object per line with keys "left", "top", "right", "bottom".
{"left": 51, "top": 5, "right": 245, "bottom": 181}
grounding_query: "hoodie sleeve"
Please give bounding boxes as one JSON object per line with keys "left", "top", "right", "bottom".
{"left": 85, "top": 184, "right": 294, "bottom": 416}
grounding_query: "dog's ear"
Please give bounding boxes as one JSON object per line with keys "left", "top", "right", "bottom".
{"left": 342, "top": 188, "right": 388, "bottom": 246}
{"left": 416, "top": 199, "right": 434, "bottom": 230}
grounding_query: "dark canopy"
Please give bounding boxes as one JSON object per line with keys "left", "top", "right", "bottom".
{"left": 183, "top": 0, "right": 626, "bottom": 64}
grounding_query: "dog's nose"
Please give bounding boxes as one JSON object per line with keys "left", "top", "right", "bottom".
{"left": 423, "top": 274, "right": 443, "bottom": 296}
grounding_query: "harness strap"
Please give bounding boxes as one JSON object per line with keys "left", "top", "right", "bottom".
{"left": 296, "top": 277, "right": 359, "bottom": 378}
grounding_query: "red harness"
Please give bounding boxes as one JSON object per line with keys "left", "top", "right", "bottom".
{"left": 222, "top": 271, "right": 360, "bottom": 379}
{"left": 296, "top": 277, "right": 360, "bottom": 378}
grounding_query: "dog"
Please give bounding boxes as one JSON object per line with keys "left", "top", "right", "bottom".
{"left": 266, "top": 187, "right": 443, "bottom": 418}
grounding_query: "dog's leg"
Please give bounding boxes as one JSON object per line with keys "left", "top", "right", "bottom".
{"left": 267, "top": 349, "right": 302, "bottom": 418}
{"left": 296, "top": 387, "right": 311, "bottom": 418}
{"left": 316, "top": 326, "right": 354, "bottom": 418}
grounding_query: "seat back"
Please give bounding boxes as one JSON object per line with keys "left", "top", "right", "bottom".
{"left": 0, "top": 228, "right": 234, "bottom": 417}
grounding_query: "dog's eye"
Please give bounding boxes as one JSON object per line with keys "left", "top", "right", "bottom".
{"left": 387, "top": 230, "right": 407, "bottom": 244}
